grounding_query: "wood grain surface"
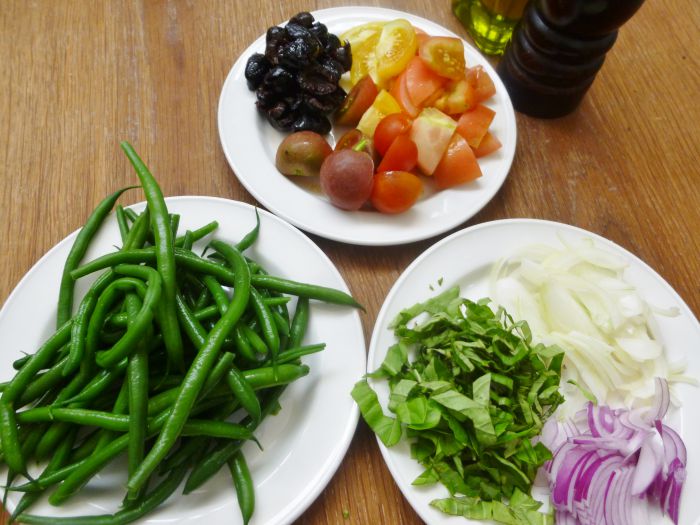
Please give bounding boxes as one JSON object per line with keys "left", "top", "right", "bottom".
{"left": 1, "top": 1, "right": 698, "bottom": 524}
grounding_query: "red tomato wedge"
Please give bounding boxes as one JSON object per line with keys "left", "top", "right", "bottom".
{"left": 456, "top": 104, "right": 496, "bottom": 148}
{"left": 413, "top": 26, "right": 431, "bottom": 47}
{"left": 370, "top": 170, "right": 423, "bottom": 214}
{"left": 472, "top": 131, "right": 502, "bottom": 158}
{"left": 465, "top": 65, "right": 496, "bottom": 103}
{"left": 433, "top": 78, "right": 476, "bottom": 114}
{"left": 377, "top": 134, "right": 418, "bottom": 172}
{"left": 390, "top": 70, "right": 420, "bottom": 118}
{"left": 419, "top": 36, "right": 467, "bottom": 80}
{"left": 336, "top": 76, "right": 379, "bottom": 126}
{"left": 433, "top": 133, "right": 482, "bottom": 189}
{"left": 374, "top": 113, "right": 413, "bottom": 156}
{"left": 404, "top": 56, "right": 447, "bottom": 107}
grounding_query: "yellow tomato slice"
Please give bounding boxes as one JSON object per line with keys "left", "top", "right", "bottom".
{"left": 356, "top": 90, "right": 402, "bottom": 137}
{"left": 374, "top": 19, "right": 418, "bottom": 82}
{"left": 339, "top": 22, "right": 386, "bottom": 88}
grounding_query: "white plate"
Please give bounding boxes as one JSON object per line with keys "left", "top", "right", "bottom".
{"left": 367, "top": 219, "right": 700, "bottom": 525}
{"left": 218, "top": 6, "right": 516, "bottom": 246}
{"left": 0, "top": 196, "right": 365, "bottom": 525}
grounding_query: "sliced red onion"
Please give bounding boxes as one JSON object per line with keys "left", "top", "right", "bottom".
{"left": 542, "top": 380, "right": 687, "bottom": 525}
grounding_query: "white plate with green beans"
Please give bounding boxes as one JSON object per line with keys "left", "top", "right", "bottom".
{"left": 0, "top": 190, "right": 365, "bottom": 524}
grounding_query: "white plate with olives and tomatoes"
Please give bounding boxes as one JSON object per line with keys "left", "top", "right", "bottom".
{"left": 218, "top": 6, "right": 516, "bottom": 246}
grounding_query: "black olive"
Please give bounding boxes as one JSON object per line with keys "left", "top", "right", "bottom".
{"left": 267, "top": 111, "right": 295, "bottom": 132}
{"left": 284, "top": 94, "right": 304, "bottom": 111}
{"left": 265, "top": 26, "right": 287, "bottom": 64}
{"left": 285, "top": 23, "right": 311, "bottom": 41}
{"left": 310, "top": 22, "right": 329, "bottom": 46}
{"left": 316, "top": 57, "right": 343, "bottom": 83}
{"left": 244, "top": 53, "right": 270, "bottom": 90}
{"left": 278, "top": 39, "right": 316, "bottom": 68}
{"left": 255, "top": 87, "right": 277, "bottom": 107}
{"left": 325, "top": 85, "right": 347, "bottom": 109}
{"left": 304, "top": 94, "right": 337, "bottom": 114}
{"left": 264, "top": 66, "right": 295, "bottom": 93}
{"left": 332, "top": 42, "right": 352, "bottom": 73}
{"left": 289, "top": 11, "right": 314, "bottom": 28}
{"left": 292, "top": 112, "right": 331, "bottom": 134}
{"left": 267, "top": 100, "right": 288, "bottom": 119}
{"left": 297, "top": 70, "right": 337, "bottom": 96}
{"left": 324, "top": 33, "right": 340, "bottom": 53}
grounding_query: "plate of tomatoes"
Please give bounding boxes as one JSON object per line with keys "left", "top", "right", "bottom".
{"left": 218, "top": 6, "right": 516, "bottom": 246}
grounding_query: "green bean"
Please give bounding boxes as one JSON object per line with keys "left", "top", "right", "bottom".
{"left": 57, "top": 186, "right": 136, "bottom": 328}
{"left": 226, "top": 367, "right": 261, "bottom": 424}
{"left": 125, "top": 242, "right": 251, "bottom": 500}
{"left": 264, "top": 343, "right": 325, "bottom": 366}
{"left": 115, "top": 205, "right": 129, "bottom": 242}
{"left": 12, "top": 354, "right": 31, "bottom": 371}
{"left": 121, "top": 141, "right": 184, "bottom": 372}
{"left": 95, "top": 266, "right": 162, "bottom": 368}
{"left": 0, "top": 401, "right": 25, "bottom": 474}
{"left": 170, "top": 213, "right": 180, "bottom": 238}
{"left": 70, "top": 247, "right": 362, "bottom": 309}
{"left": 123, "top": 207, "right": 138, "bottom": 223}
{"left": 235, "top": 208, "right": 260, "bottom": 252}
{"left": 181, "top": 230, "right": 194, "bottom": 251}
{"left": 173, "top": 220, "right": 218, "bottom": 248}
{"left": 232, "top": 325, "right": 262, "bottom": 363}
{"left": 58, "top": 358, "right": 128, "bottom": 407}
{"left": 18, "top": 354, "right": 70, "bottom": 407}
{"left": 183, "top": 386, "right": 285, "bottom": 494}
{"left": 202, "top": 275, "right": 229, "bottom": 316}
{"left": 175, "top": 293, "right": 207, "bottom": 350}
{"left": 193, "top": 304, "right": 219, "bottom": 322}
{"left": 229, "top": 451, "right": 255, "bottom": 525}
{"left": 248, "top": 287, "right": 280, "bottom": 363}
{"left": 289, "top": 296, "right": 309, "bottom": 349}
{"left": 125, "top": 294, "right": 149, "bottom": 489}
{"left": 240, "top": 364, "right": 309, "bottom": 390}
{"left": 240, "top": 324, "right": 268, "bottom": 359}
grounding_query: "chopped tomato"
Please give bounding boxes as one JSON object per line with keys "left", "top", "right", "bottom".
{"left": 340, "top": 22, "right": 385, "bottom": 87}
{"left": 356, "top": 89, "right": 403, "bottom": 137}
{"left": 413, "top": 26, "right": 431, "bottom": 47}
{"left": 419, "top": 37, "right": 466, "bottom": 80}
{"left": 410, "top": 107, "right": 457, "bottom": 176}
{"left": 370, "top": 171, "right": 423, "bottom": 214}
{"left": 374, "top": 113, "right": 413, "bottom": 156}
{"left": 390, "top": 70, "right": 420, "bottom": 118}
{"left": 456, "top": 104, "right": 496, "bottom": 148}
{"left": 433, "top": 78, "right": 476, "bottom": 114}
{"left": 404, "top": 57, "right": 447, "bottom": 107}
{"left": 375, "top": 19, "right": 418, "bottom": 82}
{"left": 433, "top": 133, "right": 482, "bottom": 189}
{"left": 466, "top": 65, "right": 496, "bottom": 103}
{"left": 472, "top": 131, "right": 502, "bottom": 158}
{"left": 335, "top": 129, "right": 379, "bottom": 164}
{"left": 377, "top": 134, "right": 418, "bottom": 172}
{"left": 336, "top": 76, "right": 379, "bottom": 127}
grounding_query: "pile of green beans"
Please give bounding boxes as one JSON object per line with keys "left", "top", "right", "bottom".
{"left": 0, "top": 141, "right": 362, "bottom": 525}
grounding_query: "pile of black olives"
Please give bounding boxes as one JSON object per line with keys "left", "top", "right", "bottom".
{"left": 244, "top": 11, "right": 351, "bottom": 134}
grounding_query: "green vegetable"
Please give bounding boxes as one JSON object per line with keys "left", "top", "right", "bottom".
{"left": 352, "top": 287, "right": 564, "bottom": 525}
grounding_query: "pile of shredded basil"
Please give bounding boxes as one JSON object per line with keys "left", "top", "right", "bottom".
{"left": 352, "top": 287, "right": 565, "bottom": 525}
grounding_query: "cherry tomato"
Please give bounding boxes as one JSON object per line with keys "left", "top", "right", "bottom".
{"left": 370, "top": 171, "right": 423, "bottom": 214}
{"left": 336, "top": 76, "right": 379, "bottom": 127}
{"left": 373, "top": 113, "right": 413, "bottom": 156}
{"left": 419, "top": 37, "right": 466, "bottom": 80}
{"left": 376, "top": 134, "right": 418, "bottom": 173}
{"left": 334, "top": 128, "right": 379, "bottom": 164}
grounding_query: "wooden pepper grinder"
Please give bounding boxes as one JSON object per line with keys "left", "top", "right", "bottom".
{"left": 496, "top": 0, "right": 646, "bottom": 118}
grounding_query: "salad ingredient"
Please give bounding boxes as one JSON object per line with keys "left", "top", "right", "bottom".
{"left": 389, "top": 70, "right": 421, "bottom": 117}
{"left": 541, "top": 378, "right": 687, "bottom": 525}
{"left": 353, "top": 287, "right": 565, "bottom": 525}
{"left": 434, "top": 77, "right": 476, "bottom": 114}
{"left": 370, "top": 171, "right": 422, "bottom": 214}
{"left": 334, "top": 128, "right": 379, "bottom": 163}
{"left": 356, "top": 89, "right": 402, "bottom": 138}
{"left": 419, "top": 36, "right": 467, "bottom": 80}
{"left": 339, "top": 21, "right": 386, "bottom": 87}
{"left": 456, "top": 104, "right": 496, "bottom": 148}
{"left": 467, "top": 65, "right": 497, "bottom": 103}
{"left": 245, "top": 12, "right": 350, "bottom": 133}
{"left": 335, "top": 75, "right": 379, "bottom": 126}
{"left": 490, "top": 237, "right": 692, "bottom": 409}
{"left": 433, "top": 133, "right": 482, "bottom": 189}
{"left": 404, "top": 55, "right": 448, "bottom": 107}
{"left": 473, "top": 131, "right": 502, "bottom": 157}
{"left": 275, "top": 130, "right": 332, "bottom": 177}
{"left": 374, "top": 19, "right": 418, "bottom": 82}
{"left": 1, "top": 142, "right": 362, "bottom": 524}
{"left": 373, "top": 112, "right": 413, "bottom": 156}
{"left": 319, "top": 147, "right": 375, "bottom": 210}
{"left": 409, "top": 107, "right": 458, "bottom": 175}
{"left": 376, "top": 134, "right": 418, "bottom": 173}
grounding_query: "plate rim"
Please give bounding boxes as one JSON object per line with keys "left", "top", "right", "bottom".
{"left": 0, "top": 195, "right": 365, "bottom": 525}
{"left": 217, "top": 5, "right": 517, "bottom": 246}
{"left": 366, "top": 217, "right": 700, "bottom": 525}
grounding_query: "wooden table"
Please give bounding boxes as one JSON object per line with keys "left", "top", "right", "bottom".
{"left": 1, "top": 1, "right": 698, "bottom": 523}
